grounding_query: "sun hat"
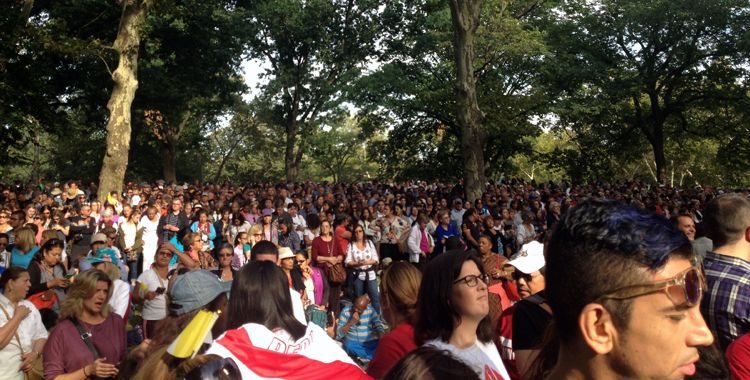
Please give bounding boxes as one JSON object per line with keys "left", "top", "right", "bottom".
{"left": 170, "top": 270, "right": 232, "bottom": 315}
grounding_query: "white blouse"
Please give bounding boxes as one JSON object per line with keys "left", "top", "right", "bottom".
{"left": 0, "top": 295, "right": 48, "bottom": 380}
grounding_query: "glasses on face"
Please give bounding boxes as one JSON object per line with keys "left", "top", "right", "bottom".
{"left": 219, "top": 253, "right": 233, "bottom": 258}
{"left": 0, "top": 215, "right": 8, "bottom": 219}
{"left": 157, "top": 251, "right": 173, "bottom": 257}
{"left": 598, "top": 267, "right": 704, "bottom": 308}
{"left": 454, "top": 273, "right": 490, "bottom": 287}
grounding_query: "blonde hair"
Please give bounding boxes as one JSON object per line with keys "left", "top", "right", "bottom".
{"left": 98, "top": 262, "right": 121, "bottom": 282}
{"left": 60, "top": 269, "right": 112, "bottom": 320}
{"left": 13, "top": 227, "right": 35, "bottom": 252}
{"left": 248, "top": 224, "right": 262, "bottom": 235}
{"left": 381, "top": 262, "right": 422, "bottom": 326}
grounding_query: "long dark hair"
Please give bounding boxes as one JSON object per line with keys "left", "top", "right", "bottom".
{"left": 415, "top": 249, "right": 493, "bottom": 345}
{"left": 226, "top": 261, "right": 306, "bottom": 340}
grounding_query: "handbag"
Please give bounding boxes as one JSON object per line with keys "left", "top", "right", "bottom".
{"left": 326, "top": 263, "right": 347, "bottom": 284}
{"left": 305, "top": 305, "right": 328, "bottom": 329}
{"left": 27, "top": 291, "right": 58, "bottom": 311}
{"left": 0, "top": 303, "right": 44, "bottom": 380}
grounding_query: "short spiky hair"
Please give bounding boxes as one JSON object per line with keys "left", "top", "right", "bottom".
{"left": 546, "top": 199, "right": 693, "bottom": 343}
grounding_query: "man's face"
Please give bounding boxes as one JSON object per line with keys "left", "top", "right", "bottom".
{"left": 676, "top": 216, "right": 696, "bottom": 241}
{"left": 172, "top": 200, "right": 182, "bottom": 212}
{"left": 606, "top": 257, "right": 713, "bottom": 379}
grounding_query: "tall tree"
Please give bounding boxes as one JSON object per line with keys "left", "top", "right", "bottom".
{"left": 353, "top": 0, "right": 546, "bottom": 183}
{"left": 543, "top": 0, "right": 749, "bottom": 184}
{"left": 448, "top": 0, "right": 486, "bottom": 202}
{"left": 98, "top": 0, "right": 153, "bottom": 202}
{"left": 242, "top": 0, "right": 380, "bottom": 182}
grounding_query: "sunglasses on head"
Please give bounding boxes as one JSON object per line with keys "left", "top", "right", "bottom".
{"left": 598, "top": 266, "right": 703, "bottom": 308}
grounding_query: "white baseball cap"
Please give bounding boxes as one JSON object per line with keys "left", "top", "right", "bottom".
{"left": 507, "top": 241, "right": 545, "bottom": 274}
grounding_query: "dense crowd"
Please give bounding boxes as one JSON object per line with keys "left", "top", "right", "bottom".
{"left": 0, "top": 178, "right": 748, "bottom": 379}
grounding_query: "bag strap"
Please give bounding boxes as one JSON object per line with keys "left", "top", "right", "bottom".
{"left": 70, "top": 317, "right": 100, "bottom": 359}
{"left": 0, "top": 302, "right": 26, "bottom": 356}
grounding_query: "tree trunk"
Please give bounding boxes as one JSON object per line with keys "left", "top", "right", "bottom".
{"left": 162, "top": 138, "right": 177, "bottom": 183}
{"left": 449, "top": 0, "right": 486, "bottom": 203}
{"left": 652, "top": 129, "right": 666, "bottom": 185}
{"left": 98, "top": 0, "right": 151, "bottom": 202}
{"left": 284, "top": 121, "right": 299, "bottom": 183}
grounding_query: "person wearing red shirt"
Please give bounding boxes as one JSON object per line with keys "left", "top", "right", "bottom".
{"left": 367, "top": 262, "right": 421, "bottom": 379}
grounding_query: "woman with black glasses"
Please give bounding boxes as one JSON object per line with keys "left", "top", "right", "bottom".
{"left": 415, "top": 250, "right": 510, "bottom": 380}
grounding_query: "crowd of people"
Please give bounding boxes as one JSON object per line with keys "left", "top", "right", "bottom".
{"left": 0, "top": 178, "right": 748, "bottom": 379}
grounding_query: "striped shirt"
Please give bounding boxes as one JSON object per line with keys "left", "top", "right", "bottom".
{"left": 336, "top": 304, "right": 385, "bottom": 343}
{"left": 700, "top": 251, "right": 750, "bottom": 350}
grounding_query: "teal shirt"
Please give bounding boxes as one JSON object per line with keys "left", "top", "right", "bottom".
{"left": 11, "top": 245, "right": 39, "bottom": 269}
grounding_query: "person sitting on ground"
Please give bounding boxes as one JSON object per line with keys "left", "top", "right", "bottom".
{"left": 337, "top": 293, "right": 385, "bottom": 363}
{"left": 206, "top": 260, "right": 368, "bottom": 379}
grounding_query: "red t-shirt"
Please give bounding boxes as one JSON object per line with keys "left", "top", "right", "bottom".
{"left": 367, "top": 323, "right": 417, "bottom": 379}
{"left": 335, "top": 225, "right": 350, "bottom": 258}
{"left": 727, "top": 333, "right": 750, "bottom": 380}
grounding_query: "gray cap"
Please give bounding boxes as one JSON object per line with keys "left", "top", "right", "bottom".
{"left": 170, "top": 270, "right": 231, "bottom": 315}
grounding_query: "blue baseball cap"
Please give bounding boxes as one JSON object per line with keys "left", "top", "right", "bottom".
{"left": 84, "top": 247, "right": 119, "bottom": 265}
{"left": 169, "top": 270, "right": 231, "bottom": 315}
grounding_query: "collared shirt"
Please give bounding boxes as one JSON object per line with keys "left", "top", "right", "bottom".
{"left": 0, "top": 294, "right": 48, "bottom": 380}
{"left": 700, "top": 251, "right": 750, "bottom": 350}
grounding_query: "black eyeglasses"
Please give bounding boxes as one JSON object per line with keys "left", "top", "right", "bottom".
{"left": 454, "top": 273, "right": 489, "bottom": 287}
{"left": 598, "top": 267, "right": 704, "bottom": 308}
{"left": 219, "top": 253, "right": 233, "bottom": 258}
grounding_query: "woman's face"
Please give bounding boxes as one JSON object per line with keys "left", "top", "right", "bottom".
{"left": 450, "top": 260, "right": 489, "bottom": 322}
{"left": 191, "top": 235, "right": 203, "bottom": 252}
{"left": 155, "top": 250, "right": 173, "bottom": 267}
{"left": 478, "top": 237, "right": 492, "bottom": 255}
{"left": 295, "top": 254, "right": 309, "bottom": 271}
{"left": 218, "top": 249, "right": 233, "bottom": 267}
{"left": 5, "top": 272, "right": 31, "bottom": 300}
{"left": 321, "top": 221, "right": 331, "bottom": 234}
{"left": 199, "top": 213, "right": 208, "bottom": 223}
{"left": 44, "top": 246, "right": 62, "bottom": 266}
{"left": 280, "top": 223, "right": 289, "bottom": 234}
{"left": 354, "top": 227, "right": 365, "bottom": 241}
{"left": 122, "top": 206, "right": 131, "bottom": 218}
{"left": 280, "top": 257, "right": 294, "bottom": 271}
{"left": 25, "top": 207, "right": 36, "bottom": 218}
{"left": 83, "top": 280, "right": 110, "bottom": 316}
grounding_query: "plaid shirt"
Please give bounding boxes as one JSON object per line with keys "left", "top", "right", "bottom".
{"left": 700, "top": 251, "right": 750, "bottom": 350}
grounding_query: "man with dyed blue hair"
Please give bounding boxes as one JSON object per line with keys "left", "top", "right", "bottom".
{"left": 543, "top": 199, "right": 713, "bottom": 380}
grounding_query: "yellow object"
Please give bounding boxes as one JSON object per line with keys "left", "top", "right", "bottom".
{"left": 107, "top": 192, "right": 119, "bottom": 206}
{"left": 166, "top": 309, "right": 219, "bottom": 359}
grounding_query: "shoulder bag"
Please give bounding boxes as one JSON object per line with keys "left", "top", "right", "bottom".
{"left": 0, "top": 303, "right": 44, "bottom": 380}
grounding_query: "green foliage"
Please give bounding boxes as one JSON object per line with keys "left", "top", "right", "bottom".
{"left": 541, "top": 0, "right": 750, "bottom": 182}
{"left": 352, "top": 0, "right": 548, "bottom": 180}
